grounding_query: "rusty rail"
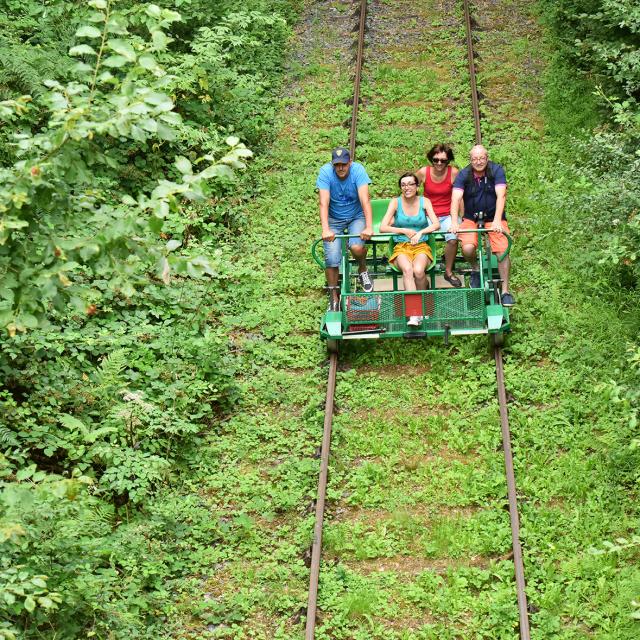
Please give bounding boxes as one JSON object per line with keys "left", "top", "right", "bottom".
{"left": 463, "top": 0, "right": 531, "bottom": 636}
{"left": 304, "top": 352, "right": 338, "bottom": 639}
{"left": 305, "top": 1, "right": 368, "bottom": 637}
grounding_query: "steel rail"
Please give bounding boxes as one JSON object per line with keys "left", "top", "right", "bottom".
{"left": 495, "top": 348, "right": 531, "bottom": 638}
{"left": 463, "top": 0, "right": 531, "bottom": 637}
{"left": 305, "top": 1, "right": 368, "bottom": 637}
{"left": 304, "top": 352, "right": 338, "bottom": 639}
{"left": 349, "top": 0, "right": 368, "bottom": 160}
{"left": 463, "top": 0, "right": 483, "bottom": 144}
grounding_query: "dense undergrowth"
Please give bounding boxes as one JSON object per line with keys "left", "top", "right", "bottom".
{"left": 0, "top": 0, "right": 639, "bottom": 637}
{"left": 0, "top": 0, "right": 300, "bottom": 637}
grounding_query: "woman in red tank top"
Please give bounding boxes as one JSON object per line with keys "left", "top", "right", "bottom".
{"left": 415, "top": 143, "right": 462, "bottom": 287}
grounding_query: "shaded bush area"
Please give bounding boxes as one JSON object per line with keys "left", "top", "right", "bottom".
{"left": 539, "top": 0, "right": 640, "bottom": 103}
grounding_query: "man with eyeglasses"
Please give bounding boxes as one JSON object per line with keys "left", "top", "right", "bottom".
{"left": 449, "top": 145, "right": 515, "bottom": 307}
{"left": 317, "top": 147, "right": 374, "bottom": 311}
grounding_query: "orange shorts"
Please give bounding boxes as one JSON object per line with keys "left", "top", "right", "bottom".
{"left": 389, "top": 241, "right": 433, "bottom": 266}
{"left": 459, "top": 219, "right": 511, "bottom": 256}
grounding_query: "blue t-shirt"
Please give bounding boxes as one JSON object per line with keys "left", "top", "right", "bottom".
{"left": 453, "top": 161, "right": 507, "bottom": 222}
{"left": 316, "top": 161, "right": 371, "bottom": 223}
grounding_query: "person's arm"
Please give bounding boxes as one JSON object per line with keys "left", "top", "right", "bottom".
{"left": 411, "top": 205, "right": 440, "bottom": 245}
{"left": 450, "top": 167, "right": 464, "bottom": 218}
{"left": 424, "top": 196, "right": 436, "bottom": 219}
{"left": 357, "top": 184, "right": 373, "bottom": 240}
{"left": 415, "top": 166, "right": 427, "bottom": 186}
{"left": 379, "top": 199, "right": 402, "bottom": 234}
{"left": 319, "top": 189, "right": 334, "bottom": 241}
{"left": 491, "top": 184, "right": 507, "bottom": 233}
{"left": 449, "top": 189, "right": 464, "bottom": 233}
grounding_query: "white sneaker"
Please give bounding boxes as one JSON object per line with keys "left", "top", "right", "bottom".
{"left": 358, "top": 270, "right": 374, "bottom": 293}
{"left": 407, "top": 315, "right": 421, "bottom": 327}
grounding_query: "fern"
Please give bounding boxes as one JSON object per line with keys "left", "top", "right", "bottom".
{"left": 0, "top": 425, "right": 19, "bottom": 448}
{"left": 94, "top": 349, "right": 129, "bottom": 398}
{"left": 84, "top": 501, "right": 115, "bottom": 533}
{"left": 0, "top": 43, "right": 62, "bottom": 98}
{"left": 0, "top": 0, "right": 79, "bottom": 99}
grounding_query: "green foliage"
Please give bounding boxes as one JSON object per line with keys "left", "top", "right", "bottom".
{"left": 1, "top": 295, "right": 238, "bottom": 505}
{"left": 0, "top": 0, "right": 253, "bottom": 334}
{"left": 539, "top": 0, "right": 640, "bottom": 104}
{"left": 171, "top": 10, "right": 291, "bottom": 152}
{"left": 0, "top": 0, "right": 298, "bottom": 637}
{"left": 0, "top": 1, "right": 79, "bottom": 98}
{"left": 544, "top": 127, "right": 640, "bottom": 289}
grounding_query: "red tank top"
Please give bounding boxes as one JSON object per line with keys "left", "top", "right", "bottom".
{"left": 423, "top": 166, "right": 453, "bottom": 217}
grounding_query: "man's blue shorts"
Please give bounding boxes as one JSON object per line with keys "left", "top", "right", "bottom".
{"left": 324, "top": 216, "right": 366, "bottom": 268}
{"left": 437, "top": 215, "right": 460, "bottom": 242}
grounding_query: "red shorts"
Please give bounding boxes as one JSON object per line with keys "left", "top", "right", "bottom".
{"left": 459, "top": 219, "right": 511, "bottom": 256}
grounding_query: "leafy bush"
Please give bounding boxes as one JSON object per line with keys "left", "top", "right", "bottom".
{"left": 0, "top": 1, "right": 254, "bottom": 334}
{"left": 539, "top": 0, "right": 640, "bottom": 103}
{"left": 0, "top": 0, "right": 297, "bottom": 636}
{"left": 547, "top": 126, "right": 640, "bottom": 289}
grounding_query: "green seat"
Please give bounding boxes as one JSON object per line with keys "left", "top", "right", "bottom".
{"left": 371, "top": 198, "right": 391, "bottom": 242}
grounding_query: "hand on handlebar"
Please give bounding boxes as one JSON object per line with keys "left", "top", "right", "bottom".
{"left": 322, "top": 228, "right": 336, "bottom": 242}
{"left": 410, "top": 231, "right": 423, "bottom": 245}
{"left": 491, "top": 219, "right": 504, "bottom": 234}
{"left": 360, "top": 226, "right": 373, "bottom": 241}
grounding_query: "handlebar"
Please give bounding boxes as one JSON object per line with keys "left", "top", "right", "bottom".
{"left": 311, "top": 229, "right": 512, "bottom": 269}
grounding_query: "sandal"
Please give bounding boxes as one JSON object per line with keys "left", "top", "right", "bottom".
{"left": 443, "top": 273, "right": 462, "bottom": 288}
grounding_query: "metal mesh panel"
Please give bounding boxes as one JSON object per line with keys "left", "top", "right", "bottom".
{"left": 343, "top": 289, "right": 486, "bottom": 332}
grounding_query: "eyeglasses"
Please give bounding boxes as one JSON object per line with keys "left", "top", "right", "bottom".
{"left": 432, "top": 158, "right": 449, "bottom": 165}
{"left": 471, "top": 156, "right": 487, "bottom": 163}
{"left": 400, "top": 182, "right": 417, "bottom": 188}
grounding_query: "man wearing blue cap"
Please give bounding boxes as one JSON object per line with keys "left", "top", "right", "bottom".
{"left": 317, "top": 146, "right": 374, "bottom": 310}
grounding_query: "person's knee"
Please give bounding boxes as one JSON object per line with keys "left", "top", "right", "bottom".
{"left": 350, "top": 243, "right": 366, "bottom": 258}
{"left": 462, "top": 244, "right": 476, "bottom": 258}
{"left": 414, "top": 265, "right": 426, "bottom": 278}
{"left": 400, "top": 264, "right": 414, "bottom": 277}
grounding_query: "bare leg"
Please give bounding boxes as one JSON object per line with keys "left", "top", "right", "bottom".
{"left": 412, "top": 254, "right": 430, "bottom": 291}
{"left": 444, "top": 239, "right": 458, "bottom": 277}
{"left": 498, "top": 256, "right": 511, "bottom": 293}
{"left": 461, "top": 243, "right": 478, "bottom": 270}
{"left": 350, "top": 244, "right": 368, "bottom": 273}
{"left": 325, "top": 267, "right": 339, "bottom": 305}
{"left": 395, "top": 255, "right": 416, "bottom": 291}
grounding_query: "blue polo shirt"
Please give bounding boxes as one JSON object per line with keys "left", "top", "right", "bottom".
{"left": 316, "top": 161, "right": 371, "bottom": 223}
{"left": 453, "top": 161, "right": 507, "bottom": 222}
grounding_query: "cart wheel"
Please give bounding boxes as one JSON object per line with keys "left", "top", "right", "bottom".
{"left": 327, "top": 339, "right": 339, "bottom": 354}
{"left": 489, "top": 332, "right": 505, "bottom": 349}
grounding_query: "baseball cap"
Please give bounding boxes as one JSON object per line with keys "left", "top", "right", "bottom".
{"left": 331, "top": 147, "right": 351, "bottom": 164}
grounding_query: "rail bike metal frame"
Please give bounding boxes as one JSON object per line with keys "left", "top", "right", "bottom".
{"left": 312, "top": 227, "right": 512, "bottom": 344}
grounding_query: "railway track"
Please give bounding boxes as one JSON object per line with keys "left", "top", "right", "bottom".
{"left": 305, "top": 1, "right": 530, "bottom": 637}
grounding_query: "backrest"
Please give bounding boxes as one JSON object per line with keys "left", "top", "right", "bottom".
{"left": 371, "top": 198, "right": 392, "bottom": 242}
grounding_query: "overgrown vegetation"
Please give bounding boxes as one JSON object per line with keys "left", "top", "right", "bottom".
{"left": 538, "top": 0, "right": 640, "bottom": 562}
{"left": 1, "top": 0, "right": 639, "bottom": 637}
{"left": 0, "top": 0, "right": 298, "bottom": 637}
